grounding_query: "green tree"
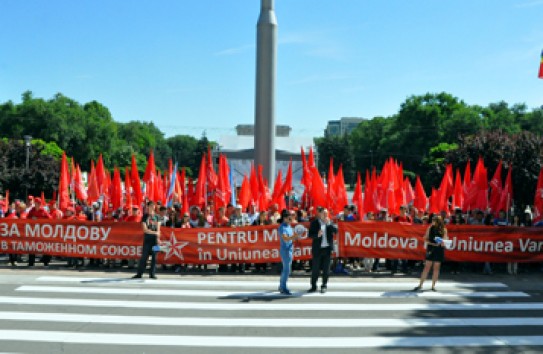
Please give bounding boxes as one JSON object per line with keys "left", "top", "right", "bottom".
{"left": 315, "top": 135, "right": 355, "bottom": 186}
{"left": 441, "top": 131, "right": 543, "bottom": 208}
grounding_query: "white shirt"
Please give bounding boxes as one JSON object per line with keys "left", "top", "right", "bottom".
{"left": 319, "top": 219, "right": 329, "bottom": 248}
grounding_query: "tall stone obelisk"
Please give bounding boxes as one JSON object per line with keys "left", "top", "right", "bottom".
{"left": 254, "top": 0, "right": 277, "bottom": 186}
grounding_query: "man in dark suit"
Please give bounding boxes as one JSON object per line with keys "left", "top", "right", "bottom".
{"left": 308, "top": 207, "right": 337, "bottom": 293}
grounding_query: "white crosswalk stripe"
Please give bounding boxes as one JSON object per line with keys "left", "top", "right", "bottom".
{"left": 0, "top": 275, "right": 541, "bottom": 353}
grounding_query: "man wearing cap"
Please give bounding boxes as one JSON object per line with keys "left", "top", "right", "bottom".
{"left": 49, "top": 201, "right": 63, "bottom": 219}
{"left": 27, "top": 198, "right": 52, "bottom": 267}
{"left": 229, "top": 204, "right": 249, "bottom": 227}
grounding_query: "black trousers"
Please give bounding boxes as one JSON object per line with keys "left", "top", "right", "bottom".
{"left": 136, "top": 234, "right": 158, "bottom": 277}
{"left": 311, "top": 247, "right": 332, "bottom": 288}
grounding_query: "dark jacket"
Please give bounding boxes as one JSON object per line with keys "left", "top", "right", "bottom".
{"left": 308, "top": 218, "right": 337, "bottom": 256}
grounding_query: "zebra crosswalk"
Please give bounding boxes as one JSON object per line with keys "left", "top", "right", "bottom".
{"left": 0, "top": 274, "right": 541, "bottom": 353}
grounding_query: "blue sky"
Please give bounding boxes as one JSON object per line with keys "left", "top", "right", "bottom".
{"left": 1, "top": 0, "right": 542, "bottom": 141}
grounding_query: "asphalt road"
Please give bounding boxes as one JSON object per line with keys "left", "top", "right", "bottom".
{"left": 0, "top": 263, "right": 542, "bottom": 354}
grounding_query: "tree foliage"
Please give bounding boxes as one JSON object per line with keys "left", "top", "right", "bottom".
{"left": 0, "top": 139, "right": 61, "bottom": 200}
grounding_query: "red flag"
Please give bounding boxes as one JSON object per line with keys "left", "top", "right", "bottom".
{"left": 429, "top": 187, "right": 440, "bottom": 214}
{"left": 363, "top": 170, "right": 377, "bottom": 214}
{"left": 437, "top": 164, "right": 453, "bottom": 213}
{"left": 335, "top": 164, "right": 348, "bottom": 212}
{"left": 271, "top": 169, "right": 285, "bottom": 210}
{"left": 187, "top": 178, "right": 195, "bottom": 207}
{"left": 281, "top": 159, "right": 293, "bottom": 198}
{"left": 207, "top": 146, "right": 218, "bottom": 190}
{"left": 489, "top": 160, "right": 503, "bottom": 215}
{"left": 58, "top": 152, "right": 70, "bottom": 210}
{"left": 413, "top": 176, "right": 428, "bottom": 212}
{"left": 452, "top": 169, "right": 463, "bottom": 210}
{"left": 238, "top": 176, "right": 251, "bottom": 210}
{"left": 539, "top": 49, "right": 543, "bottom": 79}
{"left": 258, "top": 165, "right": 270, "bottom": 211}
{"left": 111, "top": 167, "right": 122, "bottom": 210}
{"left": 87, "top": 161, "right": 99, "bottom": 204}
{"left": 475, "top": 159, "right": 489, "bottom": 211}
{"left": 308, "top": 147, "right": 316, "bottom": 169}
{"left": 179, "top": 168, "right": 186, "bottom": 203}
{"left": 143, "top": 151, "right": 156, "bottom": 201}
{"left": 124, "top": 167, "right": 133, "bottom": 209}
{"left": 326, "top": 158, "right": 337, "bottom": 212}
{"left": 310, "top": 166, "right": 327, "bottom": 208}
{"left": 194, "top": 154, "right": 207, "bottom": 208}
{"left": 214, "top": 155, "right": 229, "bottom": 208}
{"left": 351, "top": 172, "right": 364, "bottom": 219}
{"left": 250, "top": 163, "right": 260, "bottom": 206}
{"left": 95, "top": 154, "right": 106, "bottom": 195}
{"left": 533, "top": 166, "right": 543, "bottom": 222}
{"left": 498, "top": 166, "right": 513, "bottom": 213}
{"left": 300, "top": 147, "right": 311, "bottom": 189}
{"left": 130, "top": 155, "right": 143, "bottom": 208}
{"left": 462, "top": 161, "right": 472, "bottom": 211}
{"left": 74, "top": 164, "right": 88, "bottom": 201}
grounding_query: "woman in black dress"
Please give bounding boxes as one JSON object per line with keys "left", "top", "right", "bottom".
{"left": 414, "top": 215, "right": 448, "bottom": 291}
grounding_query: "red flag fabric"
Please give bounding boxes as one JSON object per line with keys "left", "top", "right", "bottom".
{"left": 58, "top": 152, "right": 70, "bottom": 210}
{"left": 363, "top": 170, "right": 377, "bottom": 214}
{"left": 281, "top": 160, "right": 293, "bottom": 198}
{"left": 130, "top": 155, "right": 143, "bottom": 208}
{"left": 187, "top": 178, "right": 195, "bottom": 208}
{"left": 95, "top": 154, "right": 106, "bottom": 195}
{"left": 437, "top": 164, "right": 453, "bottom": 213}
{"left": 462, "top": 161, "right": 472, "bottom": 211}
{"left": 207, "top": 146, "right": 218, "bottom": 190}
{"left": 238, "top": 176, "right": 251, "bottom": 210}
{"left": 310, "top": 167, "right": 327, "bottom": 208}
{"left": 74, "top": 164, "right": 88, "bottom": 201}
{"left": 351, "top": 172, "right": 364, "bottom": 219}
{"left": 87, "top": 161, "right": 99, "bottom": 204}
{"left": 271, "top": 169, "right": 285, "bottom": 210}
{"left": 539, "top": 49, "right": 543, "bottom": 79}
{"left": 489, "top": 160, "right": 503, "bottom": 215}
{"left": 498, "top": 166, "right": 513, "bottom": 213}
{"left": 124, "top": 167, "right": 133, "bottom": 209}
{"left": 308, "top": 147, "right": 316, "bottom": 169}
{"left": 335, "top": 164, "right": 348, "bottom": 212}
{"left": 452, "top": 169, "right": 463, "bottom": 210}
{"left": 326, "top": 159, "right": 337, "bottom": 213}
{"left": 258, "top": 165, "right": 270, "bottom": 211}
{"left": 533, "top": 166, "right": 543, "bottom": 222}
{"left": 111, "top": 168, "right": 122, "bottom": 211}
{"left": 429, "top": 187, "right": 440, "bottom": 214}
{"left": 143, "top": 151, "right": 156, "bottom": 201}
{"left": 194, "top": 154, "right": 207, "bottom": 208}
{"left": 300, "top": 147, "right": 312, "bottom": 190}
{"left": 214, "top": 155, "right": 229, "bottom": 209}
{"left": 250, "top": 163, "right": 259, "bottom": 206}
{"left": 413, "top": 176, "right": 428, "bottom": 212}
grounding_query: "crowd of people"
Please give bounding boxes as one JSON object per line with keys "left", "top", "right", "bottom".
{"left": 0, "top": 192, "right": 541, "bottom": 278}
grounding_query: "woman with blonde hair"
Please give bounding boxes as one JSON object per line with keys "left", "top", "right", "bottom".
{"left": 414, "top": 215, "right": 448, "bottom": 291}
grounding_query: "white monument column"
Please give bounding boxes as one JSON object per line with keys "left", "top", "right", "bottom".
{"left": 254, "top": 0, "right": 277, "bottom": 186}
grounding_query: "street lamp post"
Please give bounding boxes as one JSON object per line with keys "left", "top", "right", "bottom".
{"left": 23, "top": 135, "right": 32, "bottom": 200}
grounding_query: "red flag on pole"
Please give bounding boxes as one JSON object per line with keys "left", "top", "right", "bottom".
{"left": 194, "top": 154, "right": 207, "bottom": 208}
{"left": 95, "top": 154, "right": 106, "bottom": 195}
{"left": 335, "top": 164, "right": 348, "bottom": 212}
{"left": 130, "top": 155, "right": 142, "bottom": 208}
{"left": 452, "top": 169, "right": 463, "bottom": 210}
{"left": 498, "top": 166, "right": 513, "bottom": 214}
{"left": 58, "top": 152, "right": 70, "bottom": 210}
{"left": 489, "top": 160, "right": 503, "bottom": 216}
{"left": 238, "top": 176, "right": 251, "bottom": 210}
{"left": 87, "top": 161, "right": 99, "bottom": 204}
{"left": 206, "top": 146, "right": 218, "bottom": 190}
{"left": 111, "top": 167, "right": 122, "bottom": 211}
{"left": 124, "top": 167, "right": 133, "bottom": 210}
{"left": 74, "top": 164, "right": 87, "bottom": 201}
{"left": 413, "top": 176, "right": 428, "bottom": 212}
{"left": 143, "top": 151, "right": 156, "bottom": 201}
{"left": 351, "top": 172, "right": 364, "bottom": 219}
